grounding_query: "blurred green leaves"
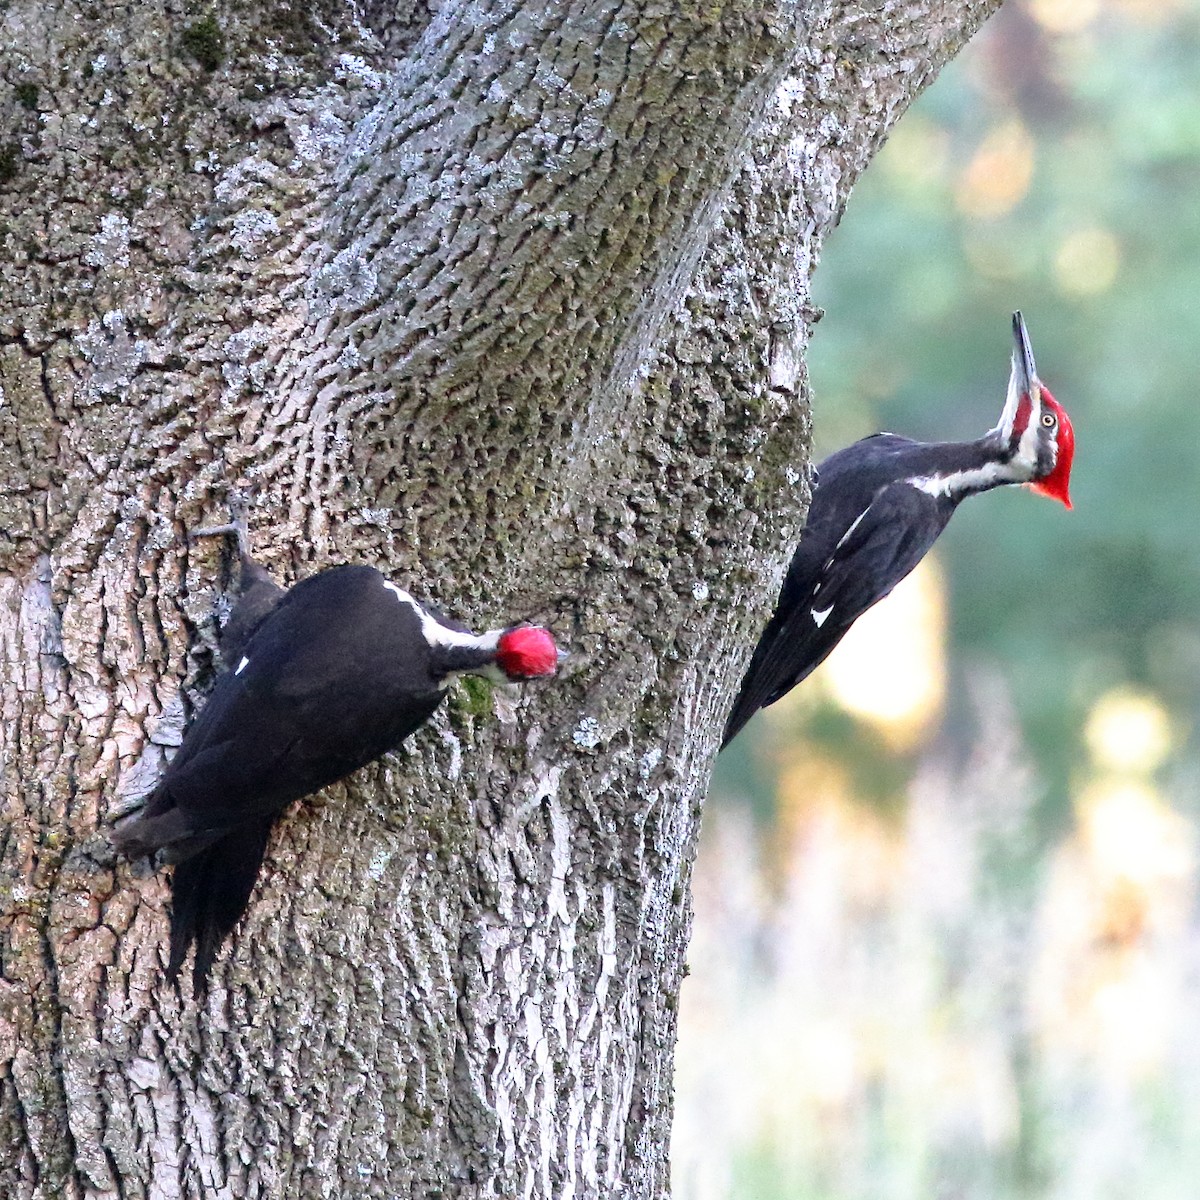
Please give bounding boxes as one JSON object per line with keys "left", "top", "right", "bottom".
{"left": 807, "top": 0, "right": 1200, "bottom": 811}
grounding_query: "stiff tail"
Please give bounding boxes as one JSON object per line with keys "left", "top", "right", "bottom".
{"left": 720, "top": 650, "right": 830, "bottom": 749}
{"left": 720, "top": 698, "right": 756, "bottom": 750}
{"left": 721, "top": 679, "right": 783, "bottom": 749}
{"left": 721, "top": 647, "right": 783, "bottom": 749}
{"left": 167, "top": 816, "right": 275, "bottom": 988}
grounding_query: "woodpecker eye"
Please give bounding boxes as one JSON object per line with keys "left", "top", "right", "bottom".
{"left": 1041, "top": 412, "right": 1056, "bottom": 428}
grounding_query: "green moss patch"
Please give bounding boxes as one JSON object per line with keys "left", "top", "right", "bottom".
{"left": 181, "top": 16, "right": 225, "bottom": 71}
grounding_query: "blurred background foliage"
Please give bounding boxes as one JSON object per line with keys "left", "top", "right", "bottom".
{"left": 675, "top": 1, "right": 1200, "bottom": 1196}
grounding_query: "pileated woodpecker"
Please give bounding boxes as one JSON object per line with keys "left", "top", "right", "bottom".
{"left": 115, "top": 521, "right": 562, "bottom": 986}
{"left": 722, "top": 311, "right": 1075, "bottom": 748}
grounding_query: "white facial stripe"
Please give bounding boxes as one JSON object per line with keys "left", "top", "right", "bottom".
{"left": 992, "top": 365, "right": 1053, "bottom": 474}
{"left": 991, "top": 358, "right": 1023, "bottom": 441}
{"left": 235, "top": 656, "right": 249, "bottom": 675}
{"left": 811, "top": 605, "right": 833, "bottom": 628}
{"left": 1014, "top": 395, "right": 1046, "bottom": 473}
{"left": 381, "top": 580, "right": 501, "bottom": 654}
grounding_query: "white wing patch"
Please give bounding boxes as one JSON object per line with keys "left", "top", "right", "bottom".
{"left": 235, "top": 656, "right": 250, "bottom": 675}
{"left": 811, "top": 605, "right": 833, "bottom": 628}
{"left": 381, "top": 579, "right": 501, "bottom": 653}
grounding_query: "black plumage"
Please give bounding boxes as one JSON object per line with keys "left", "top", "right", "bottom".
{"left": 115, "top": 555, "right": 560, "bottom": 986}
{"left": 722, "top": 312, "right": 1074, "bottom": 748}
{"left": 723, "top": 438, "right": 960, "bottom": 747}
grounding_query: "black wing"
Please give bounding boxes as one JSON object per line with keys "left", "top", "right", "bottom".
{"left": 722, "top": 481, "right": 953, "bottom": 746}
{"left": 114, "top": 566, "right": 446, "bottom": 984}
{"left": 118, "top": 566, "right": 444, "bottom": 855}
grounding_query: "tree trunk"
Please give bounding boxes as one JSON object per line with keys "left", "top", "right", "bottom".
{"left": 0, "top": 1, "right": 998, "bottom": 1195}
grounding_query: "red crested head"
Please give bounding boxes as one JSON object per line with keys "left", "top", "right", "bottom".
{"left": 495, "top": 625, "right": 561, "bottom": 680}
{"left": 1029, "top": 389, "right": 1075, "bottom": 509}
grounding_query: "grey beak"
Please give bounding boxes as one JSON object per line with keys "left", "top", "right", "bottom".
{"left": 1012, "top": 310, "right": 1038, "bottom": 397}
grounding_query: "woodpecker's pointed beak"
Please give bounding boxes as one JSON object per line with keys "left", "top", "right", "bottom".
{"left": 1012, "top": 310, "right": 1038, "bottom": 400}
{"left": 992, "top": 310, "right": 1041, "bottom": 442}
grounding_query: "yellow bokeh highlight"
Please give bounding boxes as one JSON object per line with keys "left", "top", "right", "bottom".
{"left": 955, "top": 120, "right": 1034, "bottom": 219}
{"left": 1084, "top": 686, "right": 1172, "bottom": 774}
{"left": 879, "top": 115, "right": 951, "bottom": 195}
{"left": 772, "top": 753, "right": 902, "bottom": 903}
{"left": 1028, "top": 0, "right": 1100, "bottom": 34}
{"left": 1054, "top": 227, "right": 1121, "bottom": 296}
{"left": 1031, "top": 775, "right": 1195, "bottom": 1081}
{"left": 818, "top": 558, "right": 947, "bottom": 752}
{"left": 1078, "top": 777, "right": 1193, "bottom": 906}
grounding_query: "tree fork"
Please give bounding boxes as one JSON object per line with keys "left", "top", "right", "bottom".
{"left": 0, "top": 1, "right": 1000, "bottom": 1195}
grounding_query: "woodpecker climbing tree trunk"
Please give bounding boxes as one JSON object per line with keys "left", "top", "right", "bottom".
{"left": 0, "top": 2, "right": 999, "bottom": 1195}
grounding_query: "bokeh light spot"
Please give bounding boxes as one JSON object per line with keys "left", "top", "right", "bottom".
{"left": 1054, "top": 226, "right": 1121, "bottom": 296}
{"left": 955, "top": 119, "right": 1034, "bottom": 219}
{"left": 879, "top": 115, "right": 951, "bottom": 195}
{"left": 1084, "top": 686, "right": 1172, "bottom": 773}
{"left": 818, "top": 558, "right": 946, "bottom": 751}
{"left": 1078, "top": 777, "right": 1193, "bottom": 895}
{"left": 1028, "top": 0, "right": 1100, "bottom": 34}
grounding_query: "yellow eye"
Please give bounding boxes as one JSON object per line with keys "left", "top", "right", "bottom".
{"left": 1041, "top": 412, "right": 1056, "bottom": 428}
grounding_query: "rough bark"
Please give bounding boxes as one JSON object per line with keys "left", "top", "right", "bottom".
{"left": 0, "top": 1, "right": 999, "bottom": 1196}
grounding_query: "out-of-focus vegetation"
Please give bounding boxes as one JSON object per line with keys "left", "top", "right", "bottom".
{"left": 677, "top": 1, "right": 1200, "bottom": 1196}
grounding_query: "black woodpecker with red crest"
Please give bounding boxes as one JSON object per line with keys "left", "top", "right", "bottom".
{"left": 115, "top": 517, "right": 563, "bottom": 986}
{"left": 722, "top": 311, "right": 1075, "bottom": 748}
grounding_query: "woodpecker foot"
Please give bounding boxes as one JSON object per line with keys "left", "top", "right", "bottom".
{"left": 190, "top": 493, "right": 253, "bottom": 561}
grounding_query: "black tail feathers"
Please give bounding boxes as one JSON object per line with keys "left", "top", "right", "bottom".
{"left": 167, "top": 817, "right": 276, "bottom": 989}
{"left": 720, "top": 703, "right": 753, "bottom": 750}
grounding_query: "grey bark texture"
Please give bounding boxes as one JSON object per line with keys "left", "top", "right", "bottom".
{"left": 0, "top": 1, "right": 998, "bottom": 1196}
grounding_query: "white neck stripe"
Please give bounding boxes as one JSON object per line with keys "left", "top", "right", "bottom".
{"left": 908, "top": 459, "right": 1031, "bottom": 498}
{"left": 381, "top": 580, "right": 502, "bottom": 654}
